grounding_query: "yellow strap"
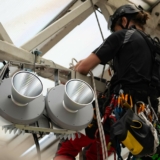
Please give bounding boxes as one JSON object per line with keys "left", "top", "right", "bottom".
{"left": 122, "top": 131, "right": 143, "bottom": 155}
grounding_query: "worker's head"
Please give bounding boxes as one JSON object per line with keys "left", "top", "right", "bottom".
{"left": 108, "top": 4, "right": 150, "bottom": 32}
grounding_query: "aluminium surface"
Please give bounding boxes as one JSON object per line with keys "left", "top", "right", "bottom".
{"left": 45, "top": 85, "right": 94, "bottom": 131}
{"left": 0, "top": 78, "right": 45, "bottom": 124}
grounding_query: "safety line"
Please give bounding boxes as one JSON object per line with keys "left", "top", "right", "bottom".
{"left": 90, "top": 0, "right": 106, "bottom": 81}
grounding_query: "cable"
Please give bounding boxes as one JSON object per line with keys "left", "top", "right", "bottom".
{"left": 95, "top": 5, "right": 103, "bottom": 14}
{"left": 90, "top": 0, "right": 106, "bottom": 81}
{"left": 43, "top": 114, "right": 51, "bottom": 122}
{"left": 90, "top": 0, "right": 114, "bottom": 82}
{"left": 0, "top": 62, "right": 9, "bottom": 84}
{"left": 90, "top": 0, "right": 105, "bottom": 41}
{"left": 33, "top": 54, "right": 37, "bottom": 73}
{"left": 32, "top": 133, "right": 41, "bottom": 160}
{"left": 36, "top": 122, "right": 43, "bottom": 139}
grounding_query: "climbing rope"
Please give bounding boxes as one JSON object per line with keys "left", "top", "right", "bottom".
{"left": 70, "top": 58, "right": 108, "bottom": 160}
{"left": 90, "top": 0, "right": 106, "bottom": 81}
{"left": 90, "top": 0, "right": 114, "bottom": 83}
{"left": 89, "top": 70, "right": 108, "bottom": 160}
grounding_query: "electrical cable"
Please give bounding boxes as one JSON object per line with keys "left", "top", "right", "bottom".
{"left": 36, "top": 122, "right": 43, "bottom": 139}
{"left": 43, "top": 114, "right": 51, "bottom": 122}
{"left": 33, "top": 54, "right": 37, "bottom": 73}
{"left": 32, "top": 133, "right": 41, "bottom": 160}
{"left": 0, "top": 62, "right": 9, "bottom": 84}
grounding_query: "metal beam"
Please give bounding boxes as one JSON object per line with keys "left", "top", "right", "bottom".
{"left": 0, "top": 23, "right": 13, "bottom": 44}
{"left": 40, "top": 0, "right": 78, "bottom": 32}
{"left": 0, "top": 0, "right": 107, "bottom": 93}
{"left": 0, "top": 40, "right": 34, "bottom": 63}
{"left": 20, "top": 0, "right": 99, "bottom": 52}
{"left": 106, "top": 0, "right": 129, "bottom": 8}
{"left": 0, "top": 40, "right": 106, "bottom": 92}
{"left": 40, "top": 6, "right": 93, "bottom": 56}
{"left": 97, "top": 0, "right": 114, "bottom": 22}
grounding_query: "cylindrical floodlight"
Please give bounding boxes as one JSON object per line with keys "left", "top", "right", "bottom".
{"left": 63, "top": 79, "right": 95, "bottom": 112}
{"left": 11, "top": 71, "right": 43, "bottom": 106}
{"left": 45, "top": 79, "right": 94, "bottom": 130}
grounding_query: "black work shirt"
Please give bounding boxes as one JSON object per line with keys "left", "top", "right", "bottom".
{"left": 94, "top": 28, "right": 152, "bottom": 91}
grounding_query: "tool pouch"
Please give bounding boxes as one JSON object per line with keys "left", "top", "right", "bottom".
{"left": 110, "top": 109, "right": 155, "bottom": 157}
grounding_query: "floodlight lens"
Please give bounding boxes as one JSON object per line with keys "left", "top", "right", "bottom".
{"left": 11, "top": 71, "right": 43, "bottom": 106}
{"left": 63, "top": 79, "right": 94, "bottom": 112}
{"left": 66, "top": 80, "right": 94, "bottom": 104}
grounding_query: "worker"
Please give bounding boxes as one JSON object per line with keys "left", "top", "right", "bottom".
{"left": 54, "top": 4, "right": 159, "bottom": 160}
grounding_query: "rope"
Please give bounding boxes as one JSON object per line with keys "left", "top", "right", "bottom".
{"left": 90, "top": 0, "right": 106, "bottom": 81}
{"left": 70, "top": 58, "right": 108, "bottom": 160}
{"left": 90, "top": 0, "right": 114, "bottom": 82}
{"left": 69, "top": 58, "right": 78, "bottom": 69}
{"left": 32, "top": 133, "right": 41, "bottom": 160}
{"left": 89, "top": 71, "right": 108, "bottom": 160}
{"left": 90, "top": 0, "right": 105, "bottom": 41}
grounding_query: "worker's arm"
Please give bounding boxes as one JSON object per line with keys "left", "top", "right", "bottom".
{"left": 75, "top": 53, "right": 101, "bottom": 75}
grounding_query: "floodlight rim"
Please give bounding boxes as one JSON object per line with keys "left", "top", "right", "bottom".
{"left": 11, "top": 71, "right": 43, "bottom": 99}
{"left": 65, "top": 79, "right": 95, "bottom": 106}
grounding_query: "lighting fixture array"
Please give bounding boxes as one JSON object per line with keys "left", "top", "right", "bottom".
{"left": 0, "top": 71, "right": 94, "bottom": 132}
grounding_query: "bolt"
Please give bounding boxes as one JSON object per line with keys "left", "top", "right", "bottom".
{"left": 8, "top": 95, "right": 11, "bottom": 98}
